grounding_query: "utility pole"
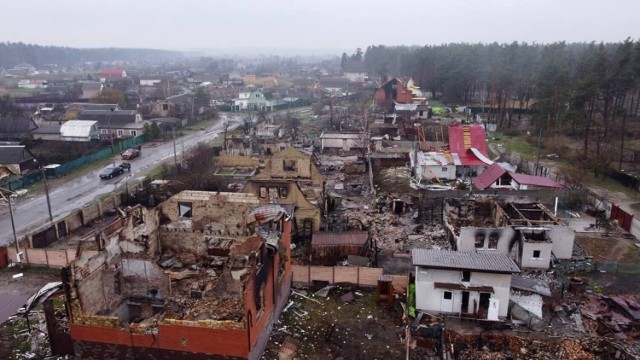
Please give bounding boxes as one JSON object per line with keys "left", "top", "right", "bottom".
{"left": 39, "top": 166, "right": 53, "bottom": 222}
{"left": 172, "top": 127, "right": 178, "bottom": 174}
{"left": 108, "top": 107, "right": 115, "bottom": 152}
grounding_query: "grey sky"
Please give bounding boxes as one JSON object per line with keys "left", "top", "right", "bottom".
{"left": 1, "top": 0, "right": 638, "bottom": 54}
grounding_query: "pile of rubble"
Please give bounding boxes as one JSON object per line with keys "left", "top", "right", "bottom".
{"left": 445, "top": 331, "right": 605, "bottom": 359}
{"left": 337, "top": 206, "right": 450, "bottom": 253}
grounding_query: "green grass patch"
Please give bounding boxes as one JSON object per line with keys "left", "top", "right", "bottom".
{"left": 428, "top": 99, "right": 444, "bottom": 107}
{"left": 582, "top": 172, "right": 640, "bottom": 199}
{"left": 492, "top": 132, "right": 538, "bottom": 159}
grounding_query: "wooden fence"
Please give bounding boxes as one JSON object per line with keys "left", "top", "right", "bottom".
{"left": 292, "top": 264, "right": 408, "bottom": 292}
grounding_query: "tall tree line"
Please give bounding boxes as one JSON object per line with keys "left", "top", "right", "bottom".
{"left": 365, "top": 41, "right": 640, "bottom": 167}
{"left": 0, "top": 42, "right": 182, "bottom": 68}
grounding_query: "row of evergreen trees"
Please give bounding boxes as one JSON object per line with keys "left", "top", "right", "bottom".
{"left": 364, "top": 40, "right": 640, "bottom": 166}
{"left": 0, "top": 42, "right": 182, "bottom": 69}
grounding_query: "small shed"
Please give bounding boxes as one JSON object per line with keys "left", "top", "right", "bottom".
{"left": 310, "top": 231, "right": 370, "bottom": 265}
{"left": 60, "top": 120, "right": 99, "bottom": 142}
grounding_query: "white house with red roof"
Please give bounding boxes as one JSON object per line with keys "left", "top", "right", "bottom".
{"left": 472, "top": 163, "right": 564, "bottom": 190}
{"left": 448, "top": 124, "right": 493, "bottom": 178}
{"left": 99, "top": 67, "right": 127, "bottom": 80}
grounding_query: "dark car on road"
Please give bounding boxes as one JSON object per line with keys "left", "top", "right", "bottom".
{"left": 99, "top": 166, "right": 125, "bottom": 179}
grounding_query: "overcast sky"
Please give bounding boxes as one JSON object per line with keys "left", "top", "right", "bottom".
{"left": 1, "top": 0, "right": 638, "bottom": 54}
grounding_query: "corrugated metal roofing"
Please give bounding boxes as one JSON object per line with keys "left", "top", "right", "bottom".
{"left": 509, "top": 173, "right": 564, "bottom": 189}
{"left": 412, "top": 249, "right": 520, "bottom": 273}
{"left": 418, "top": 151, "right": 452, "bottom": 166}
{"left": 510, "top": 275, "right": 551, "bottom": 296}
{"left": 0, "top": 293, "right": 29, "bottom": 325}
{"left": 473, "top": 163, "right": 507, "bottom": 189}
{"left": 0, "top": 145, "right": 34, "bottom": 165}
{"left": 60, "top": 120, "right": 97, "bottom": 138}
{"left": 448, "top": 125, "right": 489, "bottom": 166}
{"left": 312, "top": 231, "right": 369, "bottom": 246}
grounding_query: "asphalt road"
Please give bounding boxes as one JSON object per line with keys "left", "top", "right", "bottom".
{"left": 0, "top": 113, "right": 244, "bottom": 245}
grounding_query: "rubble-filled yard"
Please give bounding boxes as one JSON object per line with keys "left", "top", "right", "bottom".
{"left": 0, "top": 268, "right": 62, "bottom": 359}
{"left": 263, "top": 285, "right": 405, "bottom": 359}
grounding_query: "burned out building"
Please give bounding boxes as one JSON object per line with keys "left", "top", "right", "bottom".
{"left": 247, "top": 147, "right": 324, "bottom": 236}
{"left": 61, "top": 192, "right": 292, "bottom": 359}
{"left": 444, "top": 197, "right": 575, "bottom": 270}
{"left": 310, "top": 231, "right": 371, "bottom": 266}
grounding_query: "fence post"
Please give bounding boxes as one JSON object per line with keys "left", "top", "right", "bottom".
{"left": 44, "top": 249, "right": 49, "bottom": 268}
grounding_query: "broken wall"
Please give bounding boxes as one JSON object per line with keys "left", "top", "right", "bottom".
{"left": 458, "top": 227, "right": 516, "bottom": 254}
{"left": 121, "top": 258, "right": 169, "bottom": 297}
{"left": 74, "top": 250, "right": 123, "bottom": 315}
{"left": 160, "top": 192, "right": 258, "bottom": 227}
{"left": 244, "top": 181, "right": 320, "bottom": 232}
{"left": 270, "top": 147, "right": 312, "bottom": 178}
{"left": 548, "top": 224, "right": 575, "bottom": 259}
{"left": 520, "top": 241, "right": 553, "bottom": 269}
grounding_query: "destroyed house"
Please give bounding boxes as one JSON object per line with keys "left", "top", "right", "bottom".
{"left": 412, "top": 249, "right": 520, "bottom": 320}
{"left": 244, "top": 179, "right": 320, "bottom": 237}
{"left": 447, "top": 124, "right": 492, "bottom": 177}
{"left": 444, "top": 198, "right": 574, "bottom": 270}
{"left": 248, "top": 147, "right": 324, "bottom": 234}
{"left": 62, "top": 192, "right": 292, "bottom": 360}
{"left": 374, "top": 78, "right": 413, "bottom": 111}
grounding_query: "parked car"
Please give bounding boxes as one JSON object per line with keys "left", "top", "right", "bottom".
{"left": 99, "top": 166, "right": 125, "bottom": 179}
{"left": 121, "top": 147, "right": 141, "bottom": 160}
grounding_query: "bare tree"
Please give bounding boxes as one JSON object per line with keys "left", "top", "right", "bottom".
{"left": 173, "top": 143, "right": 219, "bottom": 191}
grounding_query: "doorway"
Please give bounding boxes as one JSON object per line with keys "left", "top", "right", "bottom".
{"left": 479, "top": 292, "right": 491, "bottom": 319}
{"left": 461, "top": 291, "right": 470, "bottom": 314}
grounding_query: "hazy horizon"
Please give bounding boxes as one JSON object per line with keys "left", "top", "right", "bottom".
{"left": 0, "top": 0, "right": 638, "bottom": 56}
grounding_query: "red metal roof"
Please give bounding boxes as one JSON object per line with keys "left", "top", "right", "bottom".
{"left": 99, "top": 68, "right": 125, "bottom": 77}
{"left": 473, "top": 163, "right": 507, "bottom": 189}
{"left": 448, "top": 125, "right": 489, "bottom": 166}
{"left": 312, "top": 231, "right": 369, "bottom": 246}
{"left": 509, "top": 173, "right": 565, "bottom": 189}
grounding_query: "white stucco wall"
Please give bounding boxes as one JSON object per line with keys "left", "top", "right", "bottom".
{"left": 414, "top": 267, "right": 512, "bottom": 318}
{"left": 457, "top": 227, "right": 516, "bottom": 253}
{"left": 321, "top": 137, "right": 360, "bottom": 151}
{"left": 548, "top": 224, "right": 575, "bottom": 259}
{"left": 420, "top": 165, "right": 456, "bottom": 180}
{"left": 520, "top": 241, "right": 553, "bottom": 269}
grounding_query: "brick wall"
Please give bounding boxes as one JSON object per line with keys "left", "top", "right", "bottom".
{"left": 68, "top": 217, "right": 294, "bottom": 360}
{"left": 71, "top": 323, "right": 249, "bottom": 359}
{"left": 73, "top": 340, "right": 245, "bottom": 360}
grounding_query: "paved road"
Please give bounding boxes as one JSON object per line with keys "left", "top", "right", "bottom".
{"left": 0, "top": 113, "right": 244, "bottom": 245}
